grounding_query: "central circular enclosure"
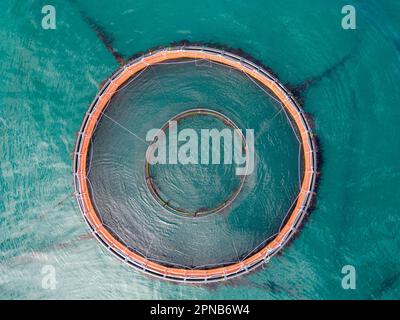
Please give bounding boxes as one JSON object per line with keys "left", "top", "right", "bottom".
{"left": 73, "top": 46, "right": 317, "bottom": 282}
{"left": 145, "top": 108, "right": 247, "bottom": 217}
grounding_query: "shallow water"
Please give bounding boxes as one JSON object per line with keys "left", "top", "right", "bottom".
{"left": 0, "top": 0, "right": 399, "bottom": 299}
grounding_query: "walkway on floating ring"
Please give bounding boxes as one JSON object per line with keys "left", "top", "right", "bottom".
{"left": 73, "top": 46, "right": 318, "bottom": 283}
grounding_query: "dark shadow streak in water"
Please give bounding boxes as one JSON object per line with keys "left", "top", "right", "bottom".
{"left": 38, "top": 192, "right": 74, "bottom": 220}
{"left": 286, "top": 52, "right": 353, "bottom": 100}
{"left": 370, "top": 272, "right": 400, "bottom": 299}
{"left": 68, "top": 0, "right": 125, "bottom": 65}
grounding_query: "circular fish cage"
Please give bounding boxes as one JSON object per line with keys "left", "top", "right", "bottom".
{"left": 72, "top": 46, "right": 318, "bottom": 283}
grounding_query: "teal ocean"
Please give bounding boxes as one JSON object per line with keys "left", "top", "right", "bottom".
{"left": 1, "top": 0, "right": 400, "bottom": 299}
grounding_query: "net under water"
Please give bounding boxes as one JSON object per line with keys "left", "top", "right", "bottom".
{"left": 86, "top": 60, "right": 301, "bottom": 268}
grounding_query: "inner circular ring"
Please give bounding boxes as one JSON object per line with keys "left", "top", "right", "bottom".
{"left": 144, "top": 108, "right": 248, "bottom": 217}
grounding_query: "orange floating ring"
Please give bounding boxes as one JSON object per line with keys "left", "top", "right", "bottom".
{"left": 72, "top": 46, "right": 318, "bottom": 283}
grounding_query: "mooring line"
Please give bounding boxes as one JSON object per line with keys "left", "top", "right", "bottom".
{"left": 100, "top": 112, "right": 148, "bottom": 145}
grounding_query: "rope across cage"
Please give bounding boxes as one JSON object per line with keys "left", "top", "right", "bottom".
{"left": 144, "top": 108, "right": 248, "bottom": 218}
{"left": 72, "top": 46, "right": 318, "bottom": 283}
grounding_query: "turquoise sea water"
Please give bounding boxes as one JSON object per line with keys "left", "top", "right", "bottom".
{"left": 1, "top": 0, "right": 400, "bottom": 299}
